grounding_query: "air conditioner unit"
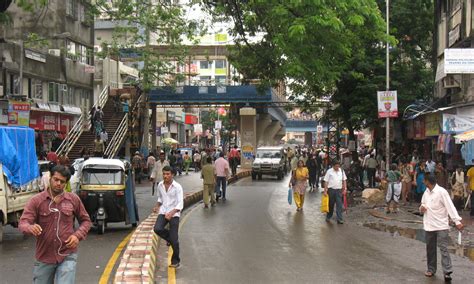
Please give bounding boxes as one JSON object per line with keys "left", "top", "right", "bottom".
{"left": 48, "top": 49, "right": 61, "bottom": 56}
{"left": 443, "top": 75, "right": 461, "bottom": 88}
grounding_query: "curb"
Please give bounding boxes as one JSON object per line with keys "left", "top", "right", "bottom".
{"left": 114, "top": 169, "right": 251, "bottom": 283}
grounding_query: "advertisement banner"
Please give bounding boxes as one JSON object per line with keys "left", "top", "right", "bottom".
{"left": 8, "top": 101, "right": 30, "bottom": 126}
{"left": 194, "top": 124, "right": 203, "bottom": 135}
{"left": 185, "top": 114, "right": 198, "bottom": 125}
{"left": 215, "top": 120, "right": 222, "bottom": 129}
{"left": 445, "top": 48, "right": 474, "bottom": 73}
{"left": 442, "top": 113, "right": 474, "bottom": 134}
{"left": 424, "top": 113, "right": 441, "bottom": 136}
{"left": 377, "top": 91, "right": 398, "bottom": 118}
{"left": 161, "top": 126, "right": 168, "bottom": 134}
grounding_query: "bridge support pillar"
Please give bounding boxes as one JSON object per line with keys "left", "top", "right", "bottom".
{"left": 263, "top": 121, "right": 282, "bottom": 145}
{"left": 274, "top": 128, "right": 286, "bottom": 144}
{"left": 304, "top": 132, "right": 313, "bottom": 147}
{"left": 256, "top": 114, "right": 272, "bottom": 146}
{"left": 240, "top": 107, "right": 256, "bottom": 169}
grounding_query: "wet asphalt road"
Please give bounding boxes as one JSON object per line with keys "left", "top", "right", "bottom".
{"left": 176, "top": 176, "right": 474, "bottom": 284}
{"left": 0, "top": 172, "right": 202, "bottom": 284}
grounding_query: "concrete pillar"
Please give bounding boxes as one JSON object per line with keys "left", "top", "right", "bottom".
{"left": 274, "top": 128, "right": 286, "bottom": 144}
{"left": 304, "top": 132, "right": 313, "bottom": 147}
{"left": 256, "top": 114, "right": 272, "bottom": 146}
{"left": 240, "top": 107, "right": 256, "bottom": 169}
{"left": 263, "top": 121, "right": 282, "bottom": 145}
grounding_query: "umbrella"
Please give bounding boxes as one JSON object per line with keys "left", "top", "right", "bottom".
{"left": 162, "top": 137, "right": 179, "bottom": 144}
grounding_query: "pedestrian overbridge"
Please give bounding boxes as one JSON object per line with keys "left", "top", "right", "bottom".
{"left": 148, "top": 85, "right": 287, "bottom": 166}
{"left": 285, "top": 120, "right": 318, "bottom": 132}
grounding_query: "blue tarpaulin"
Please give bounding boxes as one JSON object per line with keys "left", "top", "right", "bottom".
{"left": 0, "top": 126, "right": 39, "bottom": 187}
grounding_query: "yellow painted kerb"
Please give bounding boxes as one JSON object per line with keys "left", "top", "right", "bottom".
{"left": 99, "top": 229, "right": 135, "bottom": 284}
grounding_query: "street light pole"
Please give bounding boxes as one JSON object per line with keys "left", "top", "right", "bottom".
{"left": 19, "top": 40, "right": 24, "bottom": 97}
{"left": 385, "top": 0, "right": 390, "bottom": 167}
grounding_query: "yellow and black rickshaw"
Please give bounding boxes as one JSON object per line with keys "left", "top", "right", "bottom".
{"left": 77, "top": 158, "right": 139, "bottom": 234}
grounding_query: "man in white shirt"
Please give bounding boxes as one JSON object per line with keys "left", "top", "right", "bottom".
{"left": 323, "top": 160, "right": 347, "bottom": 224}
{"left": 214, "top": 151, "right": 230, "bottom": 202}
{"left": 425, "top": 158, "right": 436, "bottom": 174}
{"left": 150, "top": 152, "right": 170, "bottom": 196}
{"left": 420, "top": 174, "right": 463, "bottom": 281}
{"left": 153, "top": 166, "right": 184, "bottom": 268}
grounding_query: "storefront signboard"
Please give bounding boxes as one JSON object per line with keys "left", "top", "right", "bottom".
{"left": 424, "top": 113, "right": 441, "bottom": 136}
{"left": 442, "top": 113, "right": 474, "bottom": 134}
{"left": 8, "top": 101, "right": 30, "bottom": 126}
{"left": 414, "top": 117, "right": 425, "bottom": 140}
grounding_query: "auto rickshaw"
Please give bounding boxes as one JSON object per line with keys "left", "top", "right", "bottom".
{"left": 77, "top": 158, "right": 139, "bottom": 234}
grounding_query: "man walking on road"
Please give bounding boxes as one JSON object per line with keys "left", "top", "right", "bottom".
{"left": 420, "top": 174, "right": 463, "bottom": 281}
{"left": 201, "top": 156, "right": 216, "bottom": 208}
{"left": 215, "top": 151, "right": 230, "bottom": 202}
{"left": 466, "top": 165, "right": 474, "bottom": 216}
{"left": 323, "top": 160, "right": 347, "bottom": 224}
{"left": 150, "top": 152, "right": 170, "bottom": 196}
{"left": 153, "top": 166, "right": 184, "bottom": 268}
{"left": 19, "top": 165, "right": 91, "bottom": 283}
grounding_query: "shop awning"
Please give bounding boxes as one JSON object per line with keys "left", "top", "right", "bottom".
{"left": 454, "top": 129, "right": 474, "bottom": 141}
{"left": 62, "top": 105, "right": 82, "bottom": 115}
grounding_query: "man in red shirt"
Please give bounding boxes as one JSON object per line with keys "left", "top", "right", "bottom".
{"left": 228, "top": 145, "right": 240, "bottom": 177}
{"left": 46, "top": 149, "right": 58, "bottom": 164}
{"left": 19, "top": 165, "right": 91, "bottom": 283}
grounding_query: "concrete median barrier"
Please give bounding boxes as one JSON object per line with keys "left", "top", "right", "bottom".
{"left": 114, "top": 169, "right": 251, "bottom": 283}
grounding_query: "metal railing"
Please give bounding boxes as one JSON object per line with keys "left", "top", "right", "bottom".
{"left": 56, "top": 86, "right": 109, "bottom": 156}
{"left": 104, "top": 113, "right": 128, "bottom": 158}
{"left": 103, "top": 92, "right": 145, "bottom": 158}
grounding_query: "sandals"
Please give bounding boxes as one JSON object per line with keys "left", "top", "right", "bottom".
{"left": 444, "top": 272, "right": 452, "bottom": 282}
{"left": 424, "top": 271, "right": 434, "bottom": 277}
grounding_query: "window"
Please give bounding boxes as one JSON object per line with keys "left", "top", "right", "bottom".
{"left": 66, "top": 0, "right": 77, "bottom": 19}
{"left": 7, "top": 74, "right": 20, "bottom": 96}
{"left": 48, "top": 82, "right": 60, "bottom": 103}
{"left": 215, "top": 76, "right": 226, "bottom": 85}
{"left": 29, "top": 79, "right": 43, "bottom": 100}
{"left": 215, "top": 60, "right": 226, "bottom": 69}
{"left": 200, "top": 76, "right": 211, "bottom": 86}
{"left": 200, "top": 61, "right": 211, "bottom": 69}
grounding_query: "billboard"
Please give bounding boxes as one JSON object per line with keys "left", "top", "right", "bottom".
{"left": 377, "top": 91, "right": 398, "bottom": 118}
{"left": 442, "top": 113, "right": 474, "bottom": 134}
{"left": 445, "top": 48, "right": 474, "bottom": 74}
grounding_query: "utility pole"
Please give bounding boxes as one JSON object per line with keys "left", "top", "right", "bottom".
{"left": 385, "top": 0, "right": 390, "bottom": 167}
{"left": 141, "top": 0, "right": 151, "bottom": 156}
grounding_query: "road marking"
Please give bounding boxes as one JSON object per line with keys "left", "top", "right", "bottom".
{"left": 168, "top": 204, "right": 199, "bottom": 284}
{"left": 99, "top": 230, "right": 135, "bottom": 284}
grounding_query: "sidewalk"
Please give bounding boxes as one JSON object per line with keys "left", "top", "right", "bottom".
{"left": 346, "top": 193, "right": 474, "bottom": 262}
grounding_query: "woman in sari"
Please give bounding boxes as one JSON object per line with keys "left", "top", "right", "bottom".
{"left": 290, "top": 160, "right": 309, "bottom": 211}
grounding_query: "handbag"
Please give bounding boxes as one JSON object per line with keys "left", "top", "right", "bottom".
{"left": 320, "top": 193, "right": 329, "bottom": 213}
{"left": 287, "top": 188, "right": 293, "bottom": 205}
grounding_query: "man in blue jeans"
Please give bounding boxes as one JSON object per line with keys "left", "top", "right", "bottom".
{"left": 214, "top": 151, "right": 230, "bottom": 202}
{"left": 323, "top": 160, "right": 347, "bottom": 224}
{"left": 19, "top": 165, "right": 91, "bottom": 283}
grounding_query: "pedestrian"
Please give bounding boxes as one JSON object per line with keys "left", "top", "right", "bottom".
{"left": 214, "top": 151, "right": 230, "bottom": 202}
{"left": 290, "top": 160, "right": 309, "bottom": 211}
{"left": 176, "top": 151, "right": 183, "bottom": 176}
{"left": 435, "top": 162, "right": 448, "bottom": 189}
{"left": 193, "top": 151, "right": 201, "bottom": 172}
{"left": 121, "top": 99, "right": 129, "bottom": 113}
{"left": 425, "top": 158, "right": 436, "bottom": 174}
{"left": 450, "top": 166, "right": 465, "bottom": 209}
{"left": 153, "top": 166, "right": 183, "bottom": 269}
{"left": 146, "top": 153, "right": 156, "bottom": 178}
{"left": 58, "top": 154, "right": 70, "bottom": 167}
{"left": 400, "top": 160, "right": 413, "bottom": 204}
{"left": 414, "top": 162, "right": 427, "bottom": 203}
{"left": 19, "top": 165, "right": 91, "bottom": 283}
{"left": 201, "top": 156, "right": 216, "bottom": 208}
{"left": 100, "top": 129, "right": 108, "bottom": 149}
{"left": 200, "top": 149, "right": 208, "bottom": 169}
{"left": 169, "top": 150, "right": 177, "bottom": 172}
{"left": 132, "top": 151, "right": 144, "bottom": 184}
{"left": 466, "top": 165, "right": 474, "bottom": 216}
{"left": 306, "top": 154, "right": 319, "bottom": 192}
{"left": 420, "top": 174, "right": 463, "bottom": 281}
{"left": 150, "top": 152, "right": 170, "bottom": 196}
{"left": 183, "top": 151, "right": 192, "bottom": 175}
{"left": 89, "top": 106, "right": 96, "bottom": 134}
{"left": 323, "top": 160, "right": 347, "bottom": 224}
{"left": 46, "top": 149, "right": 59, "bottom": 165}
{"left": 229, "top": 145, "right": 240, "bottom": 176}
{"left": 290, "top": 154, "right": 299, "bottom": 174}
{"left": 366, "top": 154, "right": 378, "bottom": 188}
{"left": 385, "top": 163, "right": 402, "bottom": 213}
{"left": 93, "top": 136, "right": 105, "bottom": 157}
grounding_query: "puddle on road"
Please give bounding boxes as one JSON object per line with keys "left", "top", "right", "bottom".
{"left": 363, "top": 222, "right": 474, "bottom": 262}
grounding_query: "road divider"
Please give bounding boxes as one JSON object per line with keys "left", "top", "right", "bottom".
{"left": 114, "top": 169, "right": 251, "bottom": 283}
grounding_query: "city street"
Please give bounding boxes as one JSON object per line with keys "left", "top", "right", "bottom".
{"left": 0, "top": 172, "right": 202, "bottom": 284}
{"left": 173, "top": 176, "right": 474, "bottom": 284}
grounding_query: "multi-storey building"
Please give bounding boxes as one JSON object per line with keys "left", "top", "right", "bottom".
{"left": 0, "top": 0, "right": 94, "bottom": 153}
